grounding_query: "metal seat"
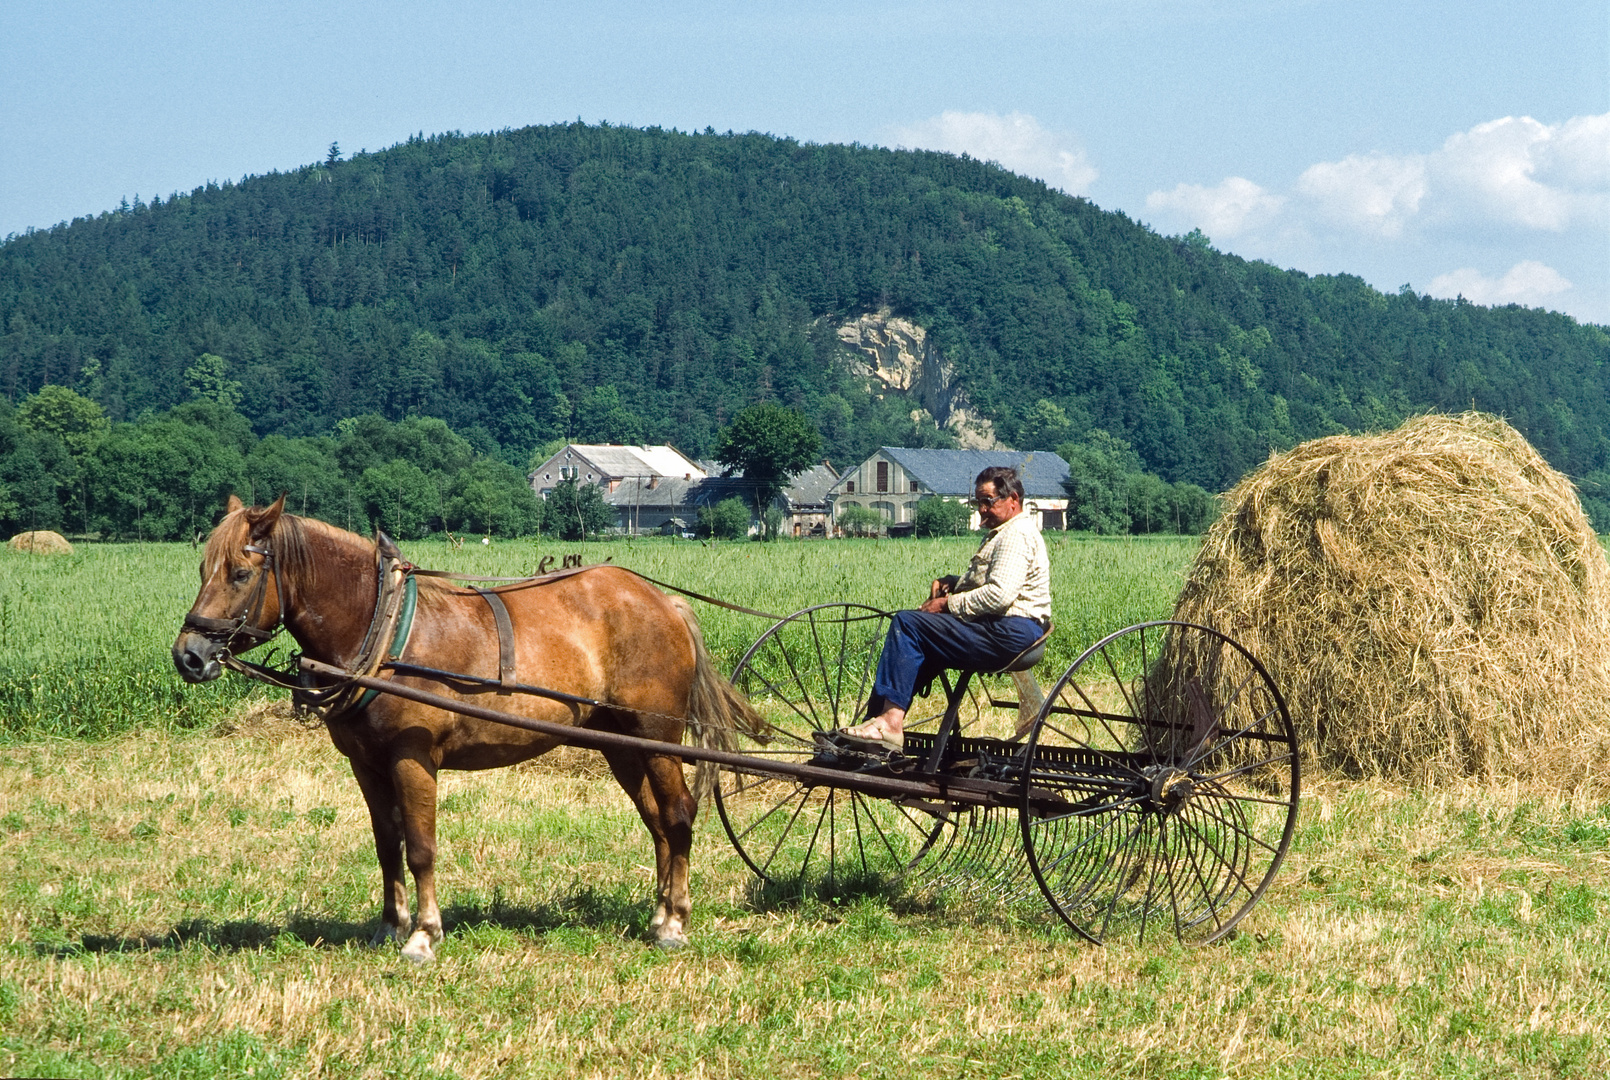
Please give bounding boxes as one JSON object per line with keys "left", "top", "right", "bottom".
{"left": 987, "top": 620, "right": 1052, "bottom": 673}
{"left": 922, "top": 621, "right": 1054, "bottom": 770}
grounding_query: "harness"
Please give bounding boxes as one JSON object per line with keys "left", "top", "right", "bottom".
{"left": 186, "top": 536, "right": 421, "bottom": 723}
{"left": 190, "top": 535, "right": 783, "bottom": 732}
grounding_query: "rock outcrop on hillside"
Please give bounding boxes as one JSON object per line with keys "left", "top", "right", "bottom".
{"left": 834, "top": 310, "right": 997, "bottom": 448}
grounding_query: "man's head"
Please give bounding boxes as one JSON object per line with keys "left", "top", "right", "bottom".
{"left": 972, "top": 466, "right": 1024, "bottom": 529}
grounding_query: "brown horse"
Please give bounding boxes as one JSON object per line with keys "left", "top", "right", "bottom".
{"left": 172, "top": 496, "right": 757, "bottom": 959}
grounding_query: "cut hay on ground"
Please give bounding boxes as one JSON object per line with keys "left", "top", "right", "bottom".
{"left": 8, "top": 530, "right": 73, "bottom": 554}
{"left": 213, "top": 696, "right": 614, "bottom": 778}
{"left": 1170, "top": 412, "right": 1610, "bottom": 787}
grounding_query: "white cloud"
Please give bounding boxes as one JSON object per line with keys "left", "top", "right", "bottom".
{"left": 1427, "top": 261, "right": 1574, "bottom": 309}
{"left": 1146, "top": 111, "right": 1609, "bottom": 243}
{"left": 1537, "top": 113, "right": 1610, "bottom": 191}
{"left": 1295, "top": 153, "right": 1426, "bottom": 238}
{"left": 892, "top": 111, "right": 1097, "bottom": 195}
{"left": 1435, "top": 116, "right": 1576, "bottom": 230}
{"left": 1144, "top": 177, "right": 1284, "bottom": 240}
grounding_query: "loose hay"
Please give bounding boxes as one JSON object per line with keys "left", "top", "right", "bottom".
{"left": 1169, "top": 412, "right": 1610, "bottom": 787}
{"left": 7, "top": 530, "right": 73, "bottom": 554}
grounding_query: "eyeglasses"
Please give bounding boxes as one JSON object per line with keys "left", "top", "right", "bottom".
{"left": 969, "top": 493, "right": 1010, "bottom": 508}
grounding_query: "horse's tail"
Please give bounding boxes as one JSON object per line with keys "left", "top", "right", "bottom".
{"left": 669, "top": 596, "right": 765, "bottom": 807}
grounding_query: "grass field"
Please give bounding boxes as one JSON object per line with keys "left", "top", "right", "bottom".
{"left": 0, "top": 533, "right": 1191, "bottom": 738}
{"left": 3, "top": 534, "right": 1608, "bottom": 1077}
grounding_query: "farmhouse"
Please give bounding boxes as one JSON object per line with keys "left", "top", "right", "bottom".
{"left": 694, "top": 463, "right": 840, "bottom": 537}
{"left": 528, "top": 444, "right": 706, "bottom": 496}
{"left": 528, "top": 443, "right": 838, "bottom": 535}
{"left": 829, "top": 448, "right": 1071, "bottom": 533}
{"left": 528, "top": 444, "right": 706, "bottom": 533}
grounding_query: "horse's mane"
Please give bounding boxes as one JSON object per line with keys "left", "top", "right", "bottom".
{"left": 205, "top": 508, "right": 374, "bottom": 592}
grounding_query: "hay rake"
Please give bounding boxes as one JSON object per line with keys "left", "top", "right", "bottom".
{"left": 306, "top": 601, "right": 1299, "bottom": 947}
{"left": 715, "top": 604, "right": 1300, "bottom": 946}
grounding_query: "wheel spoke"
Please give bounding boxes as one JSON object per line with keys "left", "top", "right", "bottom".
{"left": 717, "top": 605, "right": 956, "bottom": 896}
{"left": 1022, "top": 621, "right": 1298, "bottom": 946}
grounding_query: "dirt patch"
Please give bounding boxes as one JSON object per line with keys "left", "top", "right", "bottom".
{"left": 212, "top": 697, "right": 323, "bottom": 739}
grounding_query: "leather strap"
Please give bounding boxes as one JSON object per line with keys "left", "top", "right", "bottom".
{"left": 474, "top": 587, "right": 519, "bottom": 691}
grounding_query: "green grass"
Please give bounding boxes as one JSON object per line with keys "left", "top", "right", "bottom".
{"left": 0, "top": 533, "right": 1196, "bottom": 738}
{"left": 2, "top": 732, "right": 1607, "bottom": 1078}
{"left": 6, "top": 534, "right": 1605, "bottom": 1076}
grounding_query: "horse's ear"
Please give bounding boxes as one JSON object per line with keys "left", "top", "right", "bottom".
{"left": 375, "top": 529, "right": 402, "bottom": 561}
{"left": 226, "top": 494, "right": 244, "bottom": 514}
{"left": 247, "top": 495, "right": 286, "bottom": 541}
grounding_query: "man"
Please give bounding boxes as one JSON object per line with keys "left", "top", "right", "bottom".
{"left": 837, "top": 465, "right": 1052, "bottom": 753}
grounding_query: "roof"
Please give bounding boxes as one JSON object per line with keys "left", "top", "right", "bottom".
{"left": 529, "top": 444, "right": 705, "bottom": 482}
{"left": 868, "top": 448, "right": 1070, "bottom": 498}
{"left": 689, "top": 462, "right": 841, "bottom": 511}
{"left": 781, "top": 463, "right": 839, "bottom": 508}
{"left": 601, "top": 475, "right": 700, "bottom": 510}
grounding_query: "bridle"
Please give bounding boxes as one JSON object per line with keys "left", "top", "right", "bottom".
{"left": 179, "top": 540, "right": 288, "bottom": 651}
{"left": 181, "top": 526, "right": 420, "bottom": 723}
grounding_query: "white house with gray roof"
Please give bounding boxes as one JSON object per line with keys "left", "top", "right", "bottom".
{"left": 828, "top": 448, "right": 1071, "bottom": 533}
{"left": 528, "top": 444, "right": 705, "bottom": 496}
{"left": 529, "top": 443, "right": 841, "bottom": 535}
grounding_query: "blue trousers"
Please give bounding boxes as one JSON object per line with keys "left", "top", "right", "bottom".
{"left": 869, "top": 609, "right": 1045, "bottom": 714}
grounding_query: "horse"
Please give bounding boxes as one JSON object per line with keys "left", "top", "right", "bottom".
{"left": 172, "top": 495, "right": 758, "bottom": 960}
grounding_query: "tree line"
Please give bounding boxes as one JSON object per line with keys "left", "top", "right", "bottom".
{"left": 4, "top": 122, "right": 1608, "bottom": 526}
{"left": 0, "top": 377, "right": 547, "bottom": 541}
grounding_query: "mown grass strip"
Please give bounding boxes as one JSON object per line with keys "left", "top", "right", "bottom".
{"left": 2, "top": 731, "right": 1606, "bottom": 1078}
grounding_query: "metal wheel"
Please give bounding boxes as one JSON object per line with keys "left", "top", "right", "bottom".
{"left": 1018, "top": 621, "right": 1299, "bottom": 945}
{"left": 714, "top": 604, "right": 957, "bottom": 896}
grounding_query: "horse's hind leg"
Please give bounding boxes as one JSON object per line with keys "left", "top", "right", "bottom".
{"left": 603, "top": 748, "right": 697, "bottom": 949}
{"left": 390, "top": 750, "right": 444, "bottom": 963}
{"left": 348, "top": 758, "right": 413, "bottom": 947}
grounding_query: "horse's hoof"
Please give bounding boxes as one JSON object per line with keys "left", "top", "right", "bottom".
{"left": 400, "top": 931, "right": 436, "bottom": 963}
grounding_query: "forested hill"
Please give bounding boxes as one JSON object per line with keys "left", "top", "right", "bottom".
{"left": 3, "top": 122, "right": 1608, "bottom": 496}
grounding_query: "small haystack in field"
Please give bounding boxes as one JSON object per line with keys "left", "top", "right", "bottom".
{"left": 8, "top": 530, "right": 73, "bottom": 554}
{"left": 1170, "top": 412, "right": 1610, "bottom": 786}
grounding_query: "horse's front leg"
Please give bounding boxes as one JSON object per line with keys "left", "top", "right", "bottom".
{"left": 391, "top": 750, "right": 443, "bottom": 963}
{"left": 348, "top": 758, "right": 413, "bottom": 947}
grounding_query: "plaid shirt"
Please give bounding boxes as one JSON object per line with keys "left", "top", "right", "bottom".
{"left": 945, "top": 509, "right": 1052, "bottom": 623}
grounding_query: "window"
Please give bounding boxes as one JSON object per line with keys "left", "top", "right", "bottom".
{"left": 845, "top": 480, "right": 855, "bottom": 493}
{"left": 876, "top": 461, "right": 889, "bottom": 493}
{"left": 910, "top": 480, "right": 921, "bottom": 493}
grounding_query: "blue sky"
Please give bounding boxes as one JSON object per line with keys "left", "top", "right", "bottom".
{"left": 3, "top": 1, "right": 1606, "bottom": 322}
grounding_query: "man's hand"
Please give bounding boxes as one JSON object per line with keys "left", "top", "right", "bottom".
{"left": 921, "top": 576, "right": 957, "bottom": 614}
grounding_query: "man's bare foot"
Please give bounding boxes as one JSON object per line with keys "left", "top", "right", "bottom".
{"left": 839, "top": 708, "right": 906, "bottom": 752}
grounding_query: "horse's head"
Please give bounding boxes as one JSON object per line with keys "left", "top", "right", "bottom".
{"left": 172, "top": 494, "right": 288, "bottom": 683}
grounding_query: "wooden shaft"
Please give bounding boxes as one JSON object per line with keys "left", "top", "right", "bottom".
{"left": 298, "top": 657, "right": 1019, "bottom": 808}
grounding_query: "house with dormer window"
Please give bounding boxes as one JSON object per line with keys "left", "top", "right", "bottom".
{"left": 827, "top": 448, "right": 1071, "bottom": 534}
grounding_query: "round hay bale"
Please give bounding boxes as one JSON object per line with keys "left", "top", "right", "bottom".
{"left": 1169, "top": 412, "right": 1610, "bottom": 786}
{"left": 8, "top": 530, "right": 73, "bottom": 555}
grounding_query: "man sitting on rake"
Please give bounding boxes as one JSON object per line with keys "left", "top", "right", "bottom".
{"left": 836, "top": 465, "right": 1052, "bottom": 754}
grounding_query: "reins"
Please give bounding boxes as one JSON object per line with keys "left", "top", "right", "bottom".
{"left": 409, "top": 564, "right": 790, "bottom": 623}
{"left": 201, "top": 533, "right": 786, "bottom": 729}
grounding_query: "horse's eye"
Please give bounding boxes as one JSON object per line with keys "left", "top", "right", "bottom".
{"left": 232, "top": 567, "right": 253, "bottom": 584}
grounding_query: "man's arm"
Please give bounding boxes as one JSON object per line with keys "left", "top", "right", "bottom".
{"left": 947, "top": 528, "right": 1032, "bottom": 618}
